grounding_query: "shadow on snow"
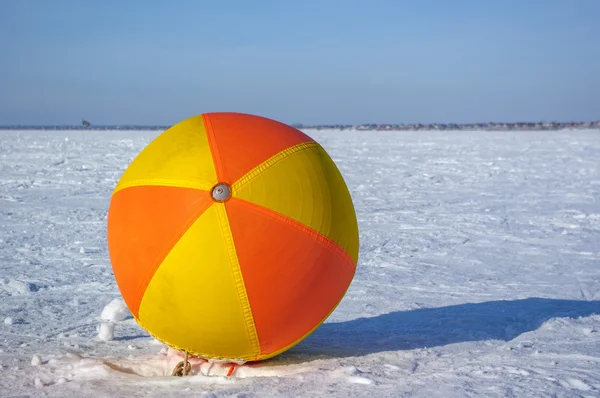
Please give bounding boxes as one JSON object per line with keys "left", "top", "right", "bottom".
{"left": 277, "top": 297, "right": 600, "bottom": 361}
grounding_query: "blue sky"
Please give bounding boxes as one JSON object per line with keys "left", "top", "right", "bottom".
{"left": 1, "top": 0, "right": 598, "bottom": 125}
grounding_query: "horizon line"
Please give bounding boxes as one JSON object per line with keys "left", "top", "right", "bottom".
{"left": 1, "top": 119, "right": 599, "bottom": 130}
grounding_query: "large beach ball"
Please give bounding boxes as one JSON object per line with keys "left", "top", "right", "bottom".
{"left": 107, "top": 112, "right": 359, "bottom": 362}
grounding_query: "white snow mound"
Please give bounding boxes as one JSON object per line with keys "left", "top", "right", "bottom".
{"left": 100, "top": 298, "right": 130, "bottom": 322}
{"left": 97, "top": 322, "right": 115, "bottom": 341}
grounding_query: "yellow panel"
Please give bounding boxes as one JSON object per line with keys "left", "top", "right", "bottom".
{"left": 137, "top": 203, "right": 260, "bottom": 361}
{"left": 114, "top": 115, "right": 217, "bottom": 194}
{"left": 232, "top": 143, "right": 359, "bottom": 263}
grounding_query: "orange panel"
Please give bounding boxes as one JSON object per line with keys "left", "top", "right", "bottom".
{"left": 107, "top": 185, "right": 213, "bottom": 317}
{"left": 225, "top": 197, "right": 356, "bottom": 356}
{"left": 202, "top": 113, "right": 314, "bottom": 184}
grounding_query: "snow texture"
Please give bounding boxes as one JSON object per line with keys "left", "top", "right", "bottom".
{"left": 1, "top": 128, "right": 599, "bottom": 397}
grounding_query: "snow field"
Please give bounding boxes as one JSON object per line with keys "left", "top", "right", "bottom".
{"left": 0, "top": 128, "right": 599, "bottom": 397}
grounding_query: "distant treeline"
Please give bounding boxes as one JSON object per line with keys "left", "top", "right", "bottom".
{"left": 1, "top": 121, "right": 599, "bottom": 131}
{"left": 0, "top": 125, "right": 171, "bottom": 131}
{"left": 293, "top": 121, "right": 600, "bottom": 131}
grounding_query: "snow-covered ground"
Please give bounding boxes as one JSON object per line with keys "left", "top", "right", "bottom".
{"left": 1, "top": 127, "right": 599, "bottom": 397}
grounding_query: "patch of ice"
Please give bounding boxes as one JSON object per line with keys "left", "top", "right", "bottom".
{"left": 346, "top": 376, "right": 373, "bottom": 384}
{"left": 563, "top": 378, "right": 591, "bottom": 391}
{"left": 328, "top": 366, "right": 374, "bottom": 385}
{"left": 0, "top": 279, "right": 41, "bottom": 296}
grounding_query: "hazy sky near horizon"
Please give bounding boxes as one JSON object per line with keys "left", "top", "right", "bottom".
{"left": 1, "top": 0, "right": 599, "bottom": 125}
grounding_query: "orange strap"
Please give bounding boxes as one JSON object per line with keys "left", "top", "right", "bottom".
{"left": 227, "top": 363, "right": 238, "bottom": 377}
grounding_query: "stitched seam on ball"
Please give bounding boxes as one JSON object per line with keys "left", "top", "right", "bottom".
{"left": 216, "top": 203, "right": 261, "bottom": 359}
{"left": 232, "top": 141, "right": 320, "bottom": 193}
{"left": 134, "top": 199, "right": 214, "bottom": 317}
{"left": 113, "top": 179, "right": 213, "bottom": 194}
{"left": 131, "top": 313, "right": 252, "bottom": 363}
{"left": 235, "top": 197, "right": 356, "bottom": 271}
{"left": 203, "top": 114, "right": 228, "bottom": 183}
